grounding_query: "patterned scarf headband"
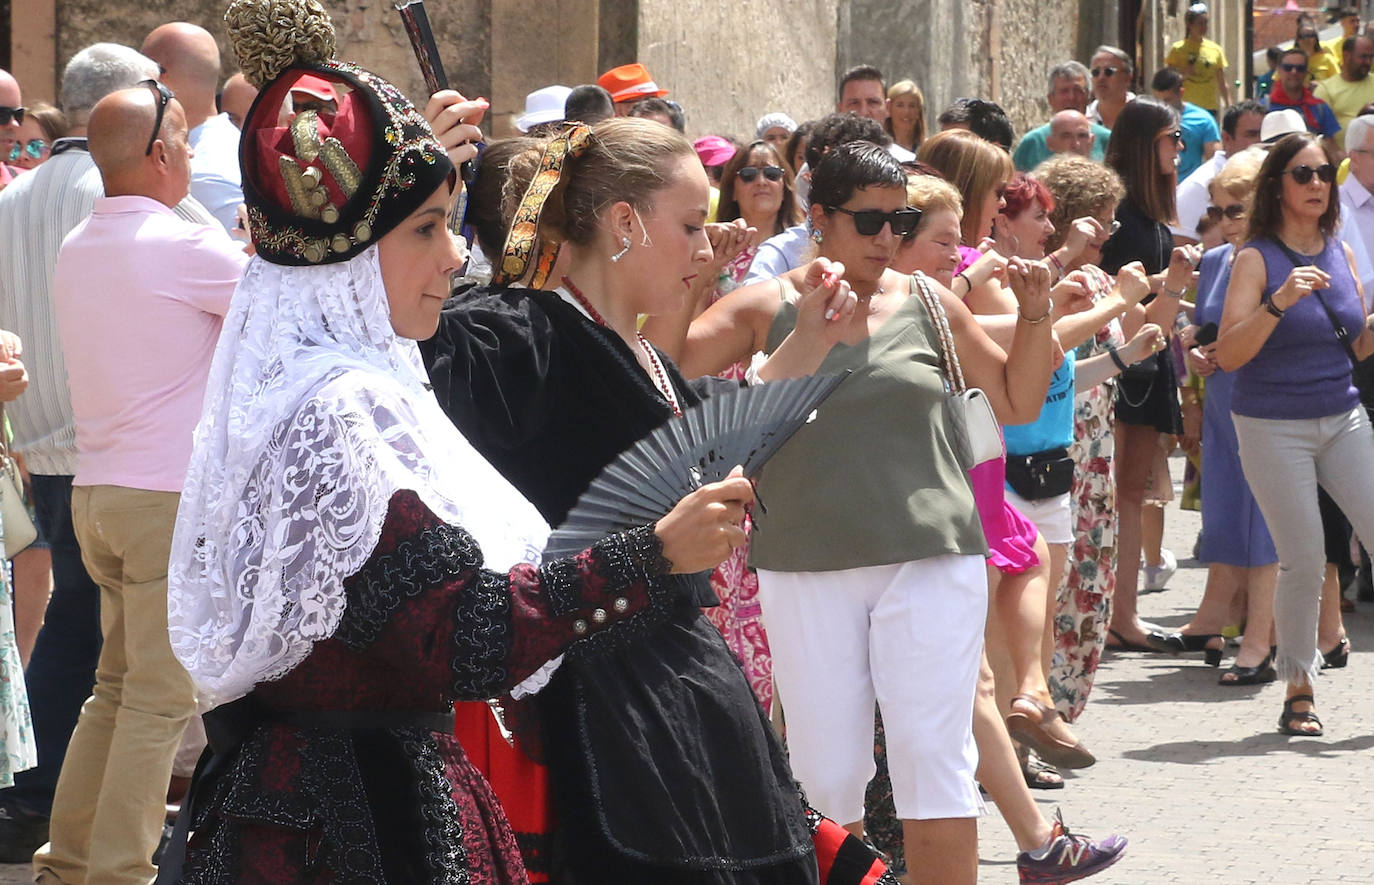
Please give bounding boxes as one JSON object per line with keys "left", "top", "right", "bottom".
{"left": 495, "top": 123, "right": 593, "bottom": 288}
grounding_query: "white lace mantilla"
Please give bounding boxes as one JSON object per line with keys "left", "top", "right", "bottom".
{"left": 169, "top": 246, "right": 550, "bottom": 709}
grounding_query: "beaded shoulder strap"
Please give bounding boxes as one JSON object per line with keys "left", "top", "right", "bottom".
{"left": 909, "top": 272, "right": 966, "bottom": 394}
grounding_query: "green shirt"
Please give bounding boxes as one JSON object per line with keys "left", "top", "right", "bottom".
{"left": 1012, "top": 122, "right": 1111, "bottom": 173}
{"left": 750, "top": 280, "right": 986, "bottom": 572}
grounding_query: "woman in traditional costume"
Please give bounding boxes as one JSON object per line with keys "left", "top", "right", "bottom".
{"left": 159, "top": 2, "right": 758, "bottom": 881}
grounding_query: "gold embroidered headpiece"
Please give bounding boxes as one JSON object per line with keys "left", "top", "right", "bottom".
{"left": 494, "top": 123, "right": 592, "bottom": 288}
{"left": 227, "top": 0, "right": 454, "bottom": 266}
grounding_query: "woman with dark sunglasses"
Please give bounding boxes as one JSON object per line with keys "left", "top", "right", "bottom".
{"left": 7, "top": 102, "right": 64, "bottom": 171}
{"left": 1094, "top": 98, "right": 1200, "bottom": 656}
{"left": 1294, "top": 24, "right": 1338, "bottom": 84}
{"left": 1215, "top": 133, "right": 1374, "bottom": 737}
{"left": 658, "top": 140, "right": 1055, "bottom": 885}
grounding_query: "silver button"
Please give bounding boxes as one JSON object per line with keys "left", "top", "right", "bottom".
{"left": 591, "top": 608, "right": 607, "bottom": 624}
{"left": 613, "top": 597, "right": 629, "bottom": 613}
{"left": 572, "top": 619, "right": 588, "bottom": 635}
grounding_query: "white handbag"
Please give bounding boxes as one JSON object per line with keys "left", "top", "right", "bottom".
{"left": 1, "top": 407, "right": 37, "bottom": 559}
{"left": 910, "top": 273, "right": 1004, "bottom": 470}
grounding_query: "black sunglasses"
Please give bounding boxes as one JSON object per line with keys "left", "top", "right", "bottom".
{"left": 1204, "top": 204, "right": 1247, "bottom": 222}
{"left": 737, "top": 165, "right": 784, "bottom": 183}
{"left": 1281, "top": 163, "right": 1337, "bottom": 184}
{"left": 1280, "top": 62, "right": 1308, "bottom": 73}
{"left": 826, "top": 205, "right": 923, "bottom": 237}
{"left": 138, "top": 79, "right": 174, "bottom": 156}
{"left": 0, "top": 105, "right": 24, "bottom": 126}
{"left": 1090, "top": 66, "right": 1119, "bottom": 78}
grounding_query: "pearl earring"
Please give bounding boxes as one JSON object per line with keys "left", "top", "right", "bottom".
{"left": 611, "top": 237, "right": 632, "bottom": 262}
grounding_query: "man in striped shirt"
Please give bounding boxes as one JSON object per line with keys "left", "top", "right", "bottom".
{"left": 0, "top": 41, "right": 220, "bottom": 864}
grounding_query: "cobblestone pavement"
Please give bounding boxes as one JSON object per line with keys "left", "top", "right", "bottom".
{"left": 1, "top": 497, "right": 1370, "bottom": 884}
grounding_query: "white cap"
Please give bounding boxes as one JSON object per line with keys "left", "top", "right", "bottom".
{"left": 1260, "top": 108, "right": 1307, "bottom": 143}
{"left": 515, "top": 85, "right": 573, "bottom": 133}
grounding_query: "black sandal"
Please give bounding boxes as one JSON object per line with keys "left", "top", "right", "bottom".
{"left": 1278, "top": 694, "right": 1324, "bottom": 737}
{"left": 1220, "top": 648, "right": 1276, "bottom": 686}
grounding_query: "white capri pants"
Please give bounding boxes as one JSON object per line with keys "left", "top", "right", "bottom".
{"left": 757, "top": 554, "right": 986, "bottom": 825}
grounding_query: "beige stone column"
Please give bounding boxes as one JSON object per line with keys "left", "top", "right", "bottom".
{"left": 12, "top": 0, "right": 58, "bottom": 103}
{"left": 490, "top": 0, "right": 599, "bottom": 137}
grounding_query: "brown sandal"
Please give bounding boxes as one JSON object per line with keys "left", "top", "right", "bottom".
{"left": 1005, "top": 695, "right": 1097, "bottom": 769}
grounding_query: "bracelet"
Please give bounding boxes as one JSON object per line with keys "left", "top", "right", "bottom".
{"left": 955, "top": 271, "right": 973, "bottom": 294}
{"left": 1104, "top": 342, "right": 1129, "bottom": 372}
{"left": 1161, "top": 284, "right": 1187, "bottom": 299}
{"left": 1263, "top": 296, "right": 1285, "bottom": 318}
{"left": 1018, "top": 304, "right": 1052, "bottom": 324}
{"left": 1046, "top": 251, "right": 1066, "bottom": 281}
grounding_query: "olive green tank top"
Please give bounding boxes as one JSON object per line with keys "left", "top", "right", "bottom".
{"left": 749, "top": 278, "right": 987, "bottom": 572}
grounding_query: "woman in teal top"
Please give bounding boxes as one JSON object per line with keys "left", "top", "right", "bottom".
{"left": 650, "top": 142, "right": 1055, "bottom": 885}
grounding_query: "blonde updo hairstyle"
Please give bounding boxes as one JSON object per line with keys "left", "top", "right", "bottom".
{"left": 1210, "top": 145, "right": 1266, "bottom": 204}
{"left": 503, "top": 117, "right": 697, "bottom": 251}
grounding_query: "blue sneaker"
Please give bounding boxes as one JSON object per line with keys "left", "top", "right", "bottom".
{"left": 1017, "top": 810, "right": 1127, "bottom": 884}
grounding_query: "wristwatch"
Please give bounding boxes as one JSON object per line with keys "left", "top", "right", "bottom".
{"left": 1262, "top": 293, "right": 1285, "bottom": 318}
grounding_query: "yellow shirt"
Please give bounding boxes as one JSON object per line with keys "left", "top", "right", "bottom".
{"left": 1302, "top": 44, "right": 1340, "bottom": 83}
{"left": 1314, "top": 74, "right": 1374, "bottom": 148}
{"left": 1166, "top": 38, "right": 1228, "bottom": 111}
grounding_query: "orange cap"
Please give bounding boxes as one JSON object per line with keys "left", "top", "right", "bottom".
{"left": 597, "top": 63, "right": 668, "bottom": 103}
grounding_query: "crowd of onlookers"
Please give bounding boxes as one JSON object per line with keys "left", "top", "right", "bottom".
{"left": 0, "top": 2, "right": 1372, "bottom": 884}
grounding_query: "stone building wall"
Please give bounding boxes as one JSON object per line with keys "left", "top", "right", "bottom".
{"left": 28, "top": 0, "right": 1119, "bottom": 147}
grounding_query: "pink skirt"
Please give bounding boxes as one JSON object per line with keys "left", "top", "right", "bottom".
{"left": 969, "top": 456, "right": 1040, "bottom": 574}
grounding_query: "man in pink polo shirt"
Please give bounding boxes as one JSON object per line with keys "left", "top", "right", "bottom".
{"left": 41, "top": 81, "right": 246, "bottom": 885}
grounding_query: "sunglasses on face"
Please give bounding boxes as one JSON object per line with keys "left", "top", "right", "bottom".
{"left": 1090, "top": 67, "right": 1119, "bottom": 78}
{"left": 0, "top": 106, "right": 24, "bottom": 126}
{"left": 1281, "top": 163, "right": 1336, "bottom": 184}
{"left": 1204, "top": 204, "right": 1246, "bottom": 222}
{"left": 138, "top": 79, "right": 174, "bottom": 156}
{"left": 737, "top": 165, "right": 784, "bottom": 183}
{"left": 1281, "top": 63, "right": 1308, "bottom": 73}
{"left": 826, "top": 205, "right": 923, "bottom": 237}
{"left": 7, "top": 139, "right": 48, "bottom": 162}
{"left": 1159, "top": 129, "right": 1184, "bottom": 146}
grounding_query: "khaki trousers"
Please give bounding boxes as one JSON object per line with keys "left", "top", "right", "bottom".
{"left": 33, "top": 486, "right": 195, "bottom": 885}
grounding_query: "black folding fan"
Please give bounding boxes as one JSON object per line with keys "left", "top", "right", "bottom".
{"left": 543, "top": 372, "right": 849, "bottom": 558}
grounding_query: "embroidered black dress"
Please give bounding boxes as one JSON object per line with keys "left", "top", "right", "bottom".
{"left": 421, "top": 286, "right": 819, "bottom": 884}
{"left": 178, "top": 489, "right": 679, "bottom": 884}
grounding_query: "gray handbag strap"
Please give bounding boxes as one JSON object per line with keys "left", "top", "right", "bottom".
{"left": 910, "top": 272, "right": 967, "bottom": 394}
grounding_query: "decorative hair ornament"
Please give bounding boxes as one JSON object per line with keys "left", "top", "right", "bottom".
{"left": 495, "top": 122, "right": 593, "bottom": 288}
{"left": 225, "top": 0, "right": 452, "bottom": 266}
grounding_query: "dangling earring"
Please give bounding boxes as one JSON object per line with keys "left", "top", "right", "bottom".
{"left": 610, "top": 237, "right": 632, "bottom": 262}
{"left": 811, "top": 228, "right": 824, "bottom": 244}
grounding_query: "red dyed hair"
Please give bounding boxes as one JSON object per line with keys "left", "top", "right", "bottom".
{"left": 1000, "top": 172, "right": 1054, "bottom": 220}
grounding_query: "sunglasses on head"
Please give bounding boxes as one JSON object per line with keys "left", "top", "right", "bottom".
{"left": 737, "top": 165, "right": 784, "bottom": 183}
{"left": 0, "top": 105, "right": 24, "bottom": 127}
{"left": 1280, "top": 62, "right": 1308, "bottom": 73}
{"left": 7, "top": 138, "right": 48, "bottom": 162}
{"left": 137, "top": 79, "right": 174, "bottom": 156}
{"left": 826, "top": 205, "right": 923, "bottom": 237}
{"left": 1204, "top": 204, "right": 1246, "bottom": 222}
{"left": 1281, "top": 163, "right": 1336, "bottom": 184}
{"left": 1090, "top": 66, "right": 1119, "bottom": 78}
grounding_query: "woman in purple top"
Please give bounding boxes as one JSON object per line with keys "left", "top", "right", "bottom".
{"left": 1216, "top": 133, "right": 1374, "bottom": 737}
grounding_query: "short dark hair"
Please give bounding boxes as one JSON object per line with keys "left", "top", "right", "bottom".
{"left": 1151, "top": 67, "right": 1185, "bottom": 93}
{"left": 936, "top": 98, "right": 1014, "bottom": 150}
{"left": 804, "top": 112, "right": 890, "bottom": 171}
{"left": 1222, "top": 100, "right": 1267, "bottom": 136}
{"left": 564, "top": 84, "right": 614, "bottom": 124}
{"left": 782, "top": 120, "right": 815, "bottom": 173}
{"left": 1344, "top": 34, "right": 1374, "bottom": 56}
{"left": 1266, "top": 46, "right": 1284, "bottom": 65}
{"left": 628, "top": 97, "right": 685, "bottom": 132}
{"left": 1281, "top": 46, "right": 1309, "bottom": 63}
{"left": 838, "top": 64, "right": 885, "bottom": 100}
{"left": 809, "top": 140, "right": 906, "bottom": 210}
{"left": 1247, "top": 132, "right": 1340, "bottom": 241}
